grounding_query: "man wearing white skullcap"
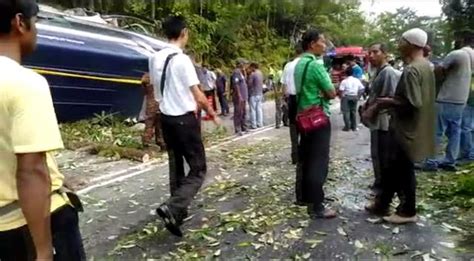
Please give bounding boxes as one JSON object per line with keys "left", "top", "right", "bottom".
{"left": 363, "top": 28, "right": 436, "bottom": 224}
{"left": 401, "top": 28, "right": 428, "bottom": 48}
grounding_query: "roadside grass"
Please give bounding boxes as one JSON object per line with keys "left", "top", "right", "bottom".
{"left": 417, "top": 162, "right": 474, "bottom": 252}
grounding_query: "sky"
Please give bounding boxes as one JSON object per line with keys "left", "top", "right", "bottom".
{"left": 359, "top": 0, "right": 443, "bottom": 18}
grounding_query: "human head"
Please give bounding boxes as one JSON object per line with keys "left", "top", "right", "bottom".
{"left": 0, "top": 0, "right": 39, "bottom": 59}
{"left": 162, "top": 15, "right": 189, "bottom": 48}
{"left": 236, "top": 58, "right": 247, "bottom": 69}
{"left": 399, "top": 28, "right": 427, "bottom": 62}
{"left": 368, "top": 43, "right": 389, "bottom": 68}
{"left": 347, "top": 55, "right": 357, "bottom": 66}
{"left": 454, "top": 30, "right": 474, "bottom": 49}
{"left": 423, "top": 45, "right": 432, "bottom": 58}
{"left": 249, "top": 62, "right": 259, "bottom": 72}
{"left": 301, "top": 29, "right": 326, "bottom": 56}
{"left": 344, "top": 66, "right": 353, "bottom": 77}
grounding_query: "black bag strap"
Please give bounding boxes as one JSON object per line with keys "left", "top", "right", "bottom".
{"left": 160, "top": 52, "right": 179, "bottom": 95}
{"left": 297, "top": 59, "right": 313, "bottom": 103}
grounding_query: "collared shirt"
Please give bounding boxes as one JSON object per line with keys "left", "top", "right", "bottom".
{"left": 216, "top": 74, "right": 227, "bottom": 94}
{"left": 231, "top": 68, "right": 248, "bottom": 100}
{"left": 248, "top": 69, "right": 264, "bottom": 97}
{"left": 339, "top": 76, "right": 365, "bottom": 96}
{"left": 281, "top": 57, "right": 300, "bottom": 95}
{"left": 149, "top": 45, "right": 200, "bottom": 116}
{"left": 294, "top": 53, "right": 334, "bottom": 114}
{"left": 0, "top": 56, "right": 67, "bottom": 231}
{"left": 367, "top": 65, "right": 401, "bottom": 131}
{"left": 203, "top": 69, "right": 217, "bottom": 91}
{"left": 391, "top": 58, "right": 436, "bottom": 162}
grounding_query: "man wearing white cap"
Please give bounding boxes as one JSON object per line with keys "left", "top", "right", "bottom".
{"left": 365, "top": 28, "right": 436, "bottom": 224}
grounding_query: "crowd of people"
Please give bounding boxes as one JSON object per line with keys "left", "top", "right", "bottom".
{"left": 0, "top": 0, "right": 473, "bottom": 259}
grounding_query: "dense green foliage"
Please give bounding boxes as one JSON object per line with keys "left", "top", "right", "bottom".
{"left": 39, "top": 0, "right": 473, "bottom": 68}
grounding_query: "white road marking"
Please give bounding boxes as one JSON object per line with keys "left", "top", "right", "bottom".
{"left": 77, "top": 102, "right": 341, "bottom": 195}
{"left": 77, "top": 125, "right": 276, "bottom": 195}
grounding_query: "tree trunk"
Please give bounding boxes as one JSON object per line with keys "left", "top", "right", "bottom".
{"left": 88, "top": 0, "right": 94, "bottom": 11}
{"left": 151, "top": 0, "right": 156, "bottom": 20}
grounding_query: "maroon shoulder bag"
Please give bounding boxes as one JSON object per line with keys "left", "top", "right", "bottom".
{"left": 296, "top": 59, "right": 329, "bottom": 133}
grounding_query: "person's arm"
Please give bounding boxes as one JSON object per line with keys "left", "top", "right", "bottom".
{"left": 11, "top": 77, "right": 64, "bottom": 260}
{"left": 17, "top": 153, "right": 53, "bottom": 260}
{"left": 232, "top": 73, "right": 243, "bottom": 102}
{"left": 314, "top": 63, "right": 337, "bottom": 99}
{"left": 179, "top": 56, "right": 220, "bottom": 125}
{"left": 191, "top": 85, "right": 220, "bottom": 125}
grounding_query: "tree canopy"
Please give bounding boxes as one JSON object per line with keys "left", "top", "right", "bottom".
{"left": 39, "top": 0, "right": 455, "bottom": 70}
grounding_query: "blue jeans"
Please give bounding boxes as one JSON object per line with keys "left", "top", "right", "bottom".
{"left": 426, "top": 102, "right": 465, "bottom": 168}
{"left": 249, "top": 95, "right": 264, "bottom": 128}
{"left": 460, "top": 105, "right": 474, "bottom": 160}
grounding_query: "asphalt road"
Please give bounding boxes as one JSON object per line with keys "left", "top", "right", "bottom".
{"left": 72, "top": 100, "right": 472, "bottom": 260}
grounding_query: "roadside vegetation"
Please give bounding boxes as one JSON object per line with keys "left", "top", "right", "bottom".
{"left": 60, "top": 112, "right": 229, "bottom": 162}
{"left": 418, "top": 164, "right": 474, "bottom": 253}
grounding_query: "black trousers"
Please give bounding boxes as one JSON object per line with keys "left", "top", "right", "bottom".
{"left": 342, "top": 95, "right": 359, "bottom": 130}
{"left": 370, "top": 129, "right": 390, "bottom": 194}
{"left": 378, "top": 130, "right": 417, "bottom": 217}
{"left": 0, "top": 206, "right": 85, "bottom": 261}
{"left": 217, "top": 91, "right": 229, "bottom": 114}
{"left": 288, "top": 95, "right": 299, "bottom": 164}
{"left": 297, "top": 122, "right": 331, "bottom": 212}
{"left": 161, "top": 113, "right": 207, "bottom": 222}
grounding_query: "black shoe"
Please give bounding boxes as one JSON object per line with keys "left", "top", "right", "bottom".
{"left": 414, "top": 163, "right": 438, "bottom": 172}
{"left": 295, "top": 201, "right": 309, "bottom": 206}
{"left": 439, "top": 164, "right": 458, "bottom": 172}
{"left": 342, "top": 127, "right": 350, "bottom": 132}
{"left": 156, "top": 204, "right": 183, "bottom": 237}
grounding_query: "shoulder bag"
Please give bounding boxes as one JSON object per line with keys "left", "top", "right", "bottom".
{"left": 295, "top": 58, "right": 330, "bottom": 133}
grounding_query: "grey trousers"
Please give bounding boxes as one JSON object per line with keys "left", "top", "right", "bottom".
{"left": 342, "top": 95, "right": 359, "bottom": 130}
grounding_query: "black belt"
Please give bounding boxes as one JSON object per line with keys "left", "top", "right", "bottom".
{"left": 0, "top": 187, "right": 83, "bottom": 217}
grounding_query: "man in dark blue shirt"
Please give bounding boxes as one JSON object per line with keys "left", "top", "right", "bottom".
{"left": 216, "top": 69, "right": 229, "bottom": 116}
{"left": 231, "top": 59, "right": 249, "bottom": 135}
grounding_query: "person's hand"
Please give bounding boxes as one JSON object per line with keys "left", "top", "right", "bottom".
{"left": 141, "top": 73, "right": 151, "bottom": 85}
{"left": 212, "top": 116, "right": 222, "bottom": 126}
{"left": 376, "top": 97, "right": 394, "bottom": 105}
{"left": 36, "top": 246, "right": 54, "bottom": 261}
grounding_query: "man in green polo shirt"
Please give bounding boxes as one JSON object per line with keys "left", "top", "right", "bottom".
{"left": 294, "top": 29, "right": 337, "bottom": 219}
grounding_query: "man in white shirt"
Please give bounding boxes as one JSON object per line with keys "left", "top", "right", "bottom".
{"left": 281, "top": 44, "right": 303, "bottom": 166}
{"left": 150, "top": 16, "right": 220, "bottom": 237}
{"left": 339, "top": 67, "right": 365, "bottom": 131}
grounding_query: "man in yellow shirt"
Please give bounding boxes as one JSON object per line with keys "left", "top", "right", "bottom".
{"left": 0, "top": 1, "right": 85, "bottom": 260}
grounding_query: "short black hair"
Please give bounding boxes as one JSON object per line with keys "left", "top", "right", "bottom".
{"left": 0, "top": 0, "right": 39, "bottom": 34}
{"left": 250, "top": 62, "right": 259, "bottom": 69}
{"left": 162, "top": 15, "right": 187, "bottom": 40}
{"left": 295, "top": 41, "right": 304, "bottom": 55}
{"left": 347, "top": 55, "right": 356, "bottom": 61}
{"left": 301, "top": 29, "right": 321, "bottom": 51}
{"left": 345, "top": 66, "right": 353, "bottom": 77}
{"left": 369, "top": 43, "right": 389, "bottom": 54}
